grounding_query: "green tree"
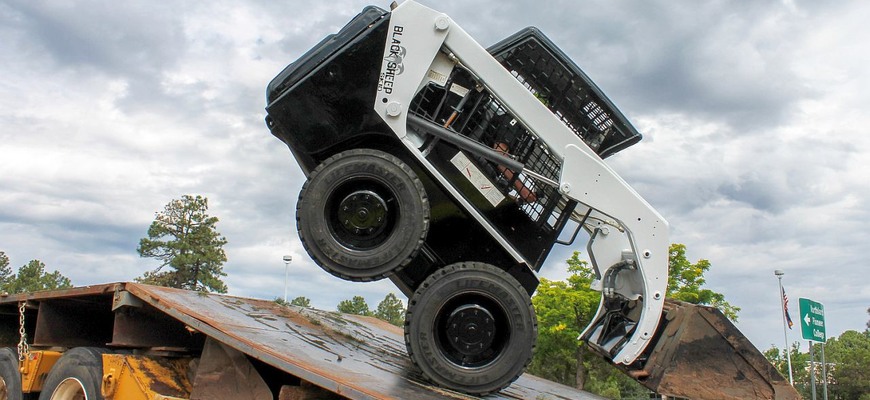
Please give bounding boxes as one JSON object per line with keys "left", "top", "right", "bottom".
{"left": 374, "top": 293, "right": 405, "bottom": 326}
{"left": 0, "top": 251, "right": 12, "bottom": 290}
{"left": 766, "top": 331, "right": 870, "bottom": 400}
{"left": 2, "top": 259, "right": 73, "bottom": 294}
{"left": 137, "top": 195, "right": 228, "bottom": 293}
{"left": 290, "top": 296, "right": 311, "bottom": 307}
{"left": 667, "top": 243, "right": 740, "bottom": 321}
{"left": 764, "top": 343, "right": 811, "bottom": 398}
{"left": 273, "top": 297, "right": 288, "bottom": 306}
{"left": 337, "top": 296, "right": 371, "bottom": 316}
{"left": 822, "top": 330, "right": 870, "bottom": 399}
{"left": 529, "top": 252, "right": 596, "bottom": 388}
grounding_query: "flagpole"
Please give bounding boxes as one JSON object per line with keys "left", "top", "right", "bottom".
{"left": 809, "top": 341, "right": 816, "bottom": 400}
{"left": 775, "top": 269, "right": 794, "bottom": 385}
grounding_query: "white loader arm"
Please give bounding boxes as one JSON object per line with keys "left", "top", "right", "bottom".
{"left": 563, "top": 145, "right": 669, "bottom": 364}
{"left": 375, "top": 1, "right": 669, "bottom": 365}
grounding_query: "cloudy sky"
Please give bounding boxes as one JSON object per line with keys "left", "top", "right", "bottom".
{"left": 1, "top": 0, "right": 867, "bottom": 354}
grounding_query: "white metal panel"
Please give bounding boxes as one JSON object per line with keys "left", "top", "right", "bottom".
{"left": 563, "top": 144, "right": 669, "bottom": 363}
{"left": 373, "top": 1, "right": 530, "bottom": 266}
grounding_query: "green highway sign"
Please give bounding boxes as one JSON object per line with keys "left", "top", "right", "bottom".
{"left": 799, "top": 298, "right": 826, "bottom": 342}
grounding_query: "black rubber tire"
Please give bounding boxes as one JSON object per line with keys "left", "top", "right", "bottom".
{"left": 404, "top": 262, "right": 537, "bottom": 395}
{"left": 1, "top": 347, "right": 25, "bottom": 400}
{"left": 297, "top": 149, "right": 429, "bottom": 281}
{"left": 38, "top": 347, "right": 108, "bottom": 400}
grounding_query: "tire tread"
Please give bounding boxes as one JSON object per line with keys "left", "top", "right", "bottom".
{"left": 403, "top": 262, "right": 536, "bottom": 396}
{"left": 297, "top": 148, "right": 430, "bottom": 282}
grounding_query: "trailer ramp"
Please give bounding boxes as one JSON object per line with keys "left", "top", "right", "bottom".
{"left": 123, "top": 283, "right": 602, "bottom": 400}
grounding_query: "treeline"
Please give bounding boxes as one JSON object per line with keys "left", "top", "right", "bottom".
{"left": 765, "top": 327, "right": 870, "bottom": 399}
{"left": 278, "top": 293, "right": 406, "bottom": 327}
{"left": 0, "top": 251, "right": 73, "bottom": 294}
{"left": 0, "top": 195, "right": 229, "bottom": 297}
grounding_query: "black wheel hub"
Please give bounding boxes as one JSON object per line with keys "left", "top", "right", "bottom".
{"left": 445, "top": 304, "right": 496, "bottom": 357}
{"left": 434, "top": 294, "right": 509, "bottom": 368}
{"left": 337, "top": 190, "right": 388, "bottom": 236}
{"left": 328, "top": 186, "right": 396, "bottom": 250}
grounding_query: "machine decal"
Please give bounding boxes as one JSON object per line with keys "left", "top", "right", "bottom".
{"left": 379, "top": 25, "right": 406, "bottom": 93}
{"left": 451, "top": 151, "right": 504, "bottom": 207}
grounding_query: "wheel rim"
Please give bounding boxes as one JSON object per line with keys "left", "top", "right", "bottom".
{"left": 326, "top": 180, "right": 398, "bottom": 250}
{"left": 337, "top": 190, "right": 388, "bottom": 236}
{"left": 445, "top": 304, "right": 497, "bottom": 356}
{"left": 51, "top": 377, "right": 87, "bottom": 400}
{"left": 435, "top": 293, "right": 510, "bottom": 368}
{"left": 0, "top": 376, "right": 7, "bottom": 400}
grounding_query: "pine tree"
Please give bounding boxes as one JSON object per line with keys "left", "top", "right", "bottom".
{"left": 137, "top": 195, "right": 228, "bottom": 293}
{"left": 290, "top": 296, "right": 311, "bottom": 307}
{"left": 337, "top": 296, "right": 371, "bottom": 316}
{"left": 0, "top": 251, "right": 12, "bottom": 290}
{"left": 374, "top": 293, "right": 405, "bottom": 326}
{"left": 0, "top": 254, "right": 73, "bottom": 294}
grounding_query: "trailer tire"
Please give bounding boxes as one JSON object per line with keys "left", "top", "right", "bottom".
{"left": 38, "top": 347, "right": 108, "bottom": 400}
{"left": 298, "top": 149, "right": 429, "bottom": 281}
{"left": 404, "top": 262, "right": 536, "bottom": 396}
{"left": 0, "top": 347, "right": 31, "bottom": 400}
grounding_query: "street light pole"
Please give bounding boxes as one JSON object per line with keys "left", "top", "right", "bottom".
{"left": 283, "top": 255, "right": 293, "bottom": 303}
{"left": 775, "top": 269, "right": 794, "bottom": 385}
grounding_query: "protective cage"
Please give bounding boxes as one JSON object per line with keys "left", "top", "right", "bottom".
{"left": 488, "top": 27, "right": 643, "bottom": 159}
{"left": 408, "top": 27, "right": 640, "bottom": 265}
{"left": 409, "top": 80, "right": 565, "bottom": 231}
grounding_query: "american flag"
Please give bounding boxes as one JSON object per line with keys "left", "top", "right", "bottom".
{"left": 782, "top": 287, "right": 794, "bottom": 329}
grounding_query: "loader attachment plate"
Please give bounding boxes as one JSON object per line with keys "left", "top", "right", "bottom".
{"left": 622, "top": 300, "right": 800, "bottom": 400}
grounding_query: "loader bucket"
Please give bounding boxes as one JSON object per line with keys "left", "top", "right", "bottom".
{"left": 621, "top": 300, "right": 800, "bottom": 400}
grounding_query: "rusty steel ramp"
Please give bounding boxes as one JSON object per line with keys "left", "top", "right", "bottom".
{"left": 122, "top": 283, "right": 603, "bottom": 400}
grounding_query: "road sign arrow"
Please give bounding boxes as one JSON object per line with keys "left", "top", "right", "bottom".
{"left": 804, "top": 313, "right": 811, "bottom": 325}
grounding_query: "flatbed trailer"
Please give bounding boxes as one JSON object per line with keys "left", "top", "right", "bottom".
{"left": 0, "top": 283, "right": 603, "bottom": 399}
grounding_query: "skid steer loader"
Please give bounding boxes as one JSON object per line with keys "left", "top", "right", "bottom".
{"left": 265, "top": 2, "right": 799, "bottom": 398}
